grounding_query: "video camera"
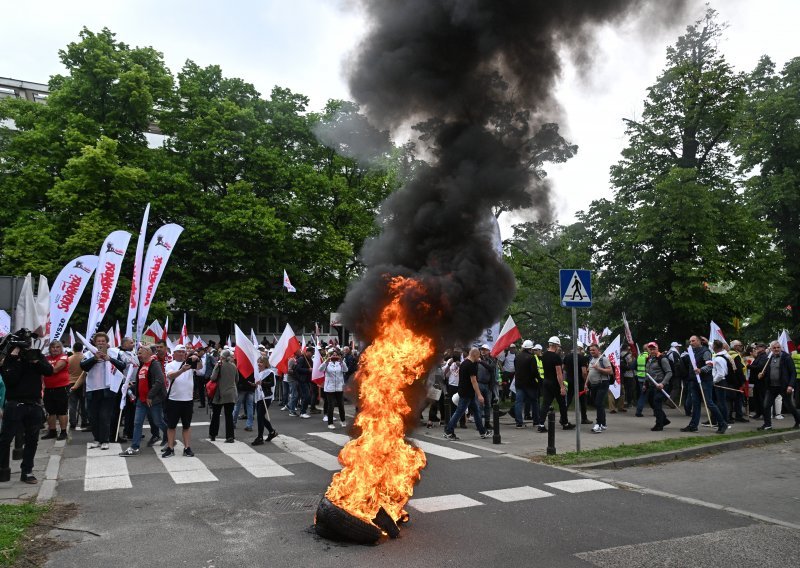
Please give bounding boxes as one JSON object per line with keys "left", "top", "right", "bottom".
{"left": 0, "top": 328, "right": 41, "bottom": 363}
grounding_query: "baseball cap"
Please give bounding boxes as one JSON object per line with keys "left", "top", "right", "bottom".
{"left": 174, "top": 344, "right": 187, "bottom": 352}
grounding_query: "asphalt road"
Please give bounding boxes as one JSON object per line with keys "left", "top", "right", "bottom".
{"left": 45, "top": 405, "right": 800, "bottom": 568}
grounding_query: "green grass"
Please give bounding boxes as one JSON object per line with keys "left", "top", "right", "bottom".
{"left": 0, "top": 503, "right": 48, "bottom": 566}
{"left": 540, "top": 427, "right": 797, "bottom": 466}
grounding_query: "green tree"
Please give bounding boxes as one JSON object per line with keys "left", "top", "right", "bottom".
{"left": 581, "top": 7, "right": 773, "bottom": 343}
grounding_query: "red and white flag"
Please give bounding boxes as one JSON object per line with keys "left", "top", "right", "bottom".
{"left": 135, "top": 224, "right": 183, "bottom": 341}
{"left": 126, "top": 204, "right": 150, "bottom": 340}
{"left": 115, "top": 321, "right": 122, "bottom": 346}
{"left": 301, "top": 335, "right": 307, "bottom": 352}
{"left": 50, "top": 255, "right": 98, "bottom": 342}
{"left": 709, "top": 320, "right": 728, "bottom": 348}
{"left": 311, "top": 345, "right": 324, "bottom": 386}
{"left": 163, "top": 316, "right": 169, "bottom": 341}
{"left": 283, "top": 270, "right": 296, "bottom": 293}
{"left": 107, "top": 327, "right": 117, "bottom": 348}
{"left": 490, "top": 316, "right": 521, "bottom": 357}
{"left": 269, "top": 323, "right": 301, "bottom": 375}
{"left": 179, "top": 313, "right": 188, "bottom": 346}
{"left": 622, "top": 312, "right": 637, "bottom": 358}
{"left": 144, "top": 319, "right": 164, "bottom": 342}
{"left": 234, "top": 324, "right": 259, "bottom": 378}
{"left": 86, "top": 230, "right": 132, "bottom": 338}
{"left": 778, "top": 330, "right": 795, "bottom": 353}
{"left": 604, "top": 335, "right": 622, "bottom": 399}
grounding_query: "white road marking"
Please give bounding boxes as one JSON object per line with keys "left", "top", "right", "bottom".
{"left": 269, "top": 434, "right": 341, "bottom": 471}
{"left": 545, "top": 479, "right": 616, "bottom": 493}
{"left": 407, "top": 438, "right": 480, "bottom": 460}
{"left": 480, "top": 486, "right": 554, "bottom": 502}
{"left": 84, "top": 443, "right": 132, "bottom": 491}
{"left": 309, "top": 432, "right": 351, "bottom": 446}
{"left": 407, "top": 494, "right": 484, "bottom": 513}
{"left": 153, "top": 441, "right": 218, "bottom": 484}
{"left": 37, "top": 455, "right": 61, "bottom": 502}
{"left": 207, "top": 439, "right": 293, "bottom": 478}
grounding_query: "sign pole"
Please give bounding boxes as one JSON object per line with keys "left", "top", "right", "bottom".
{"left": 572, "top": 307, "right": 580, "bottom": 453}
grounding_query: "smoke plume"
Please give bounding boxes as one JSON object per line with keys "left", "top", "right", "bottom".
{"left": 338, "top": 0, "right": 689, "bottom": 346}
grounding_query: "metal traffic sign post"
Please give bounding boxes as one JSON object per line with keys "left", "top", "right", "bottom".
{"left": 560, "top": 269, "right": 592, "bottom": 452}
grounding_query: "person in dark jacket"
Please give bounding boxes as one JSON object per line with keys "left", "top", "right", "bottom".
{"left": 294, "top": 347, "right": 314, "bottom": 419}
{"left": 0, "top": 334, "right": 54, "bottom": 484}
{"left": 757, "top": 341, "right": 800, "bottom": 430}
{"left": 749, "top": 343, "right": 769, "bottom": 419}
{"left": 513, "top": 340, "right": 540, "bottom": 429}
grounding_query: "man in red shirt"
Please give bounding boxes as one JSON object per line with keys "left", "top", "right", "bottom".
{"left": 43, "top": 340, "right": 71, "bottom": 440}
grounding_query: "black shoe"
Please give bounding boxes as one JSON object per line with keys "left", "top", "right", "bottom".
{"left": 41, "top": 430, "right": 57, "bottom": 440}
{"left": 735, "top": 417, "right": 750, "bottom": 423}
{"left": 663, "top": 419, "right": 671, "bottom": 426}
{"left": 146, "top": 436, "right": 160, "bottom": 447}
{"left": 117, "top": 436, "right": 128, "bottom": 443}
{"left": 266, "top": 431, "right": 278, "bottom": 442}
{"left": 162, "top": 447, "right": 175, "bottom": 458}
{"left": 209, "top": 436, "right": 216, "bottom": 441}
{"left": 57, "top": 431, "right": 68, "bottom": 441}
{"left": 537, "top": 426, "right": 548, "bottom": 433}
{"left": 309, "top": 408, "right": 322, "bottom": 414}
{"left": 244, "top": 427, "right": 253, "bottom": 432}
{"left": 635, "top": 413, "right": 643, "bottom": 417}
{"left": 515, "top": 423, "right": 526, "bottom": 429}
{"left": 562, "top": 423, "right": 576, "bottom": 430}
{"left": 252, "top": 437, "right": 264, "bottom": 446}
{"left": 680, "top": 426, "right": 698, "bottom": 432}
{"left": 183, "top": 447, "right": 194, "bottom": 457}
{"left": 757, "top": 425, "right": 772, "bottom": 431}
{"left": 20, "top": 473, "right": 38, "bottom": 485}
{"left": 225, "top": 438, "right": 235, "bottom": 443}
{"left": 716, "top": 425, "right": 730, "bottom": 434}
{"left": 792, "top": 423, "right": 800, "bottom": 430}
{"left": 524, "top": 415, "right": 533, "bottom": 421}
{"left": 651, "top": 425, "right": 663, "bottom": 431}
{"left": 581, "top": 418, "right": 593, "bottom": 425}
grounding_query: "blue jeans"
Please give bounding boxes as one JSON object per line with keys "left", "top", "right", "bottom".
{"left": 690, "top": 379, "right": 726, "bottom": 429}
{"left": 297, "top": 382, "right": 311, "bottom": 414}
{"left": 445, "top": 395, "right": 485, "bottom": 436}
{"left": 287, "top": 381, "right": 298, "bottom": 412}
{"left": 591, "top": 381, "right": 610, "bottom": 426}
{"left": 233, "top": 391, "right": 254, "bottom": 428}
{"left": 131, "top": 401, "right": 166, "bottom": 449}
{"left": 514, "top": 386, "right": 540, "bottom": 426}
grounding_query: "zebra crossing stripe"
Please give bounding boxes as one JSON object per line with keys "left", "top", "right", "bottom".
{"left": 153, "top": 442, "right": 218, "bottom": 484}
{"left": 480, "top": 486, "right": 554, "bottom": 502}
{"left": 84, "top": 443, "right": 132, "bottom": 491}
{"left": 407, "top": 438, "right": 480, "bottom": 460}
{"left": 207, "top": 439, "right": 294, "bottom": 478}
{"left": 309, "top": 432, "right": 351, "bottom": 446}
{"left": 269, "top": 434, "right": 341, "bottom": 471}
{"left": 544, "top": 479, "right": 616, "bottom": 493}
{"left": 407, "top": 494, "right": 484, "bottom": 513}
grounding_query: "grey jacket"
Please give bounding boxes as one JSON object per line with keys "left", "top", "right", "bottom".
{"left": 646, "top": 355, "right": 673, "bottom": 389}
{"left": 210, "top": 361, "right": 238, "bottom": 404}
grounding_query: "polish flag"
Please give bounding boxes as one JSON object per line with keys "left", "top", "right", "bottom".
{"left": 490, "top": 316, "right": 521, "bottom": 357}
{"left": 283, "top": 270, "right": 296, "bottom": 293}
{"left": 234, "top": 324, "right": 259, "bottom": 379}
{"left": 311, "top": 345, "right": 325, "bottom": 386}
{"left": 301, "top": 335, "right": 307, "bottom": 352}
{"left": 709, "top": 320, "right": 728, "bottom": 348}
{"left": 778, "top": 330, "right": 795, "bottom": 353}
{"left": 115, "top": 321, "right": 122, "bottom": 346}
{"left": 179, "top": 313, "right": 188, "bottom": 346}
{"left": 269, "top": 323, "right": 301, "bottom": 375}
{"left": 144, "top": 320, "right": 164, "bottom": 342}
{"left": 163, "top": 316, "right": 169, "bottom": 341}
{"left": 107, "top": 327, "right": 117, "bottom": 348}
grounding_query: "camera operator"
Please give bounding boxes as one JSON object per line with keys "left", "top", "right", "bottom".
{"left": 80, "top": 332, "right": 126, "bottom": 450}
{"left": 162, "top": 345, "right": 204, "bottom": 458}
{"left": 0, "top": 329, "right": 54, "bottom": 484}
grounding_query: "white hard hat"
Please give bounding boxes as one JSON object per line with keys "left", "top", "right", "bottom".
{"left": 174, "top": 344, "right": 187, "bottom": 352}
{"left": 576, "top": 341, "right": 584, "bottom": 348}
{"left": 548, "top": 336, "right": 561, "bottom": 346}
{"left": 533, "top": 344, "right": 543, "bottom": 350}
{"left": 521, "top": 340, "right": 534, "bottom": 349}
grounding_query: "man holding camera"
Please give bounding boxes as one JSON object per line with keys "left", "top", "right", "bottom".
{"left": 162, "top": 345, "right": 204, "bottom": 458}
{"left": 0, "top": 330, "right": 54, "bottom": 484}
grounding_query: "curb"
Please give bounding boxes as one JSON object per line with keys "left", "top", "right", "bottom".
{"left": 571, "top": 429, "right": 800, "bottom": 470}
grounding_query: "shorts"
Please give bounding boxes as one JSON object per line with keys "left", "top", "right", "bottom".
{"left": 165, "top": 400, "right": 194, "bottom": 429}
{"left": 43, "top": 386, "right": 69, "bottom": 415}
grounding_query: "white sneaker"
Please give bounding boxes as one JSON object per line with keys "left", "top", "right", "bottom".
{"left": 776, "top": 414, "right": 785, "bottom": 420}
{"left": 300, "top": 413, "right": 311, "bottom": 419}
{"left": 591, "top": 424, "right": 602, "bottom": 433}
{"left": 340, "top": 421, "right": 346, "bottom": 428}
{"left": 323, "top": 415, "right": 328, "bottom": 422}
{"left": 279, "top": 406, "right": 288, "bottom": 411}
{"left": 88, "top": 442, "right": 101, "bottom": 449}
{"left": 100, "top": 442, "right": 109, "bottom": 450}
{"left": 600, "top": 425, "right": 607, "bottom": 431}
{"left": 327, "top": 424, "right": 336, "bottom": 430}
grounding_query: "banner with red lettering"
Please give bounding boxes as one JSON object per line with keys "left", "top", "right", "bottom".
{"left": 50, "top": 255, "right": 99, "bottom": 342}
{"left": 135, "top": 224, "right": 183, "bottom": 342}
{"left": 86, "top": 231, "right": 131, "bottom": 338}
{"left": 126, "top": 203, "right": 150, "bottom": 340}
{"left": 605, "top": 335, "right": 622, "bottom": 399}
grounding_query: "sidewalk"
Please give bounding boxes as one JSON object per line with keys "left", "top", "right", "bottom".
{"left": 0, "top": 435, "right": 66, "bottom": 504}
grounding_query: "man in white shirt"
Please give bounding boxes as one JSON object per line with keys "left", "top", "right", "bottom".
{"left": 80, "top": 332, "right": 126, "bottom": 450}
{"left": 162, "top": 345, "right": 204, "bottom": 457}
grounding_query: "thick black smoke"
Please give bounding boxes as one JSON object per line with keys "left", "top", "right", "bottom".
{"left": 338, "top": 0, "right": 689, "bottom": 346}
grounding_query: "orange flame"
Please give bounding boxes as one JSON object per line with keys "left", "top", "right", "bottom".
{"left": 324, "top": 276, "right": 434, "bottom": 528}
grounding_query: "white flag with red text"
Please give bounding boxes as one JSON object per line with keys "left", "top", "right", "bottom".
{"left": 126, "top": 204, "right": 150, "bottom": 340}
{"left": 135, "top": 224, "right": 183, "bottom": 342}
{"left": 605, "top": 335, "right": 622, "bottom": 399}
{"left": 50, "top": 255, "right": 98, "bottom": 342}
{"left": 86, "top": 230, "right": 132, "bottom": 338}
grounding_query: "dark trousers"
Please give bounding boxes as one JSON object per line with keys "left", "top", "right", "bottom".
{"left": 210, "top": 402, "right": 235, "bottom": 440}
{"left": 109, "top": 390, "right": 123, "bottom": 441}
{"left": 428, "top": 395, "right": 445, "bottom": 422}
{"left": 325, "top": 391, "right": 346, "bottom": 423}
{"left": 623, "top": 376, "right": 637, "bottom": 407}
{"left": 0, "top": 402, "right": 43, "bottom": 476}
{"left": 763, "top": 387, "right": 800, "bottom": 427}
{"left": 297, "top": 382, "right": 311, "bottom": 414}
{"left": 590, "top": 381, "right": 610, "bottom": 426}
{"left": 652, "top": 389, "right": 667, "bottom": 427}
{"left": 68, "top": 385, "right": 87, "bottom": 428}
{"left": 539, "top": 382, "right": 569, "bottom": 425}
{"left": 122, "top": 397, "right": 136, "bottom": 439}
{"left": 195, "top": 375, "right": 208, "bottom": 406}
{"left": 752, "top": 380, "right": 765, "bottom": 417}
{"left": 256, "top": 399, "right": 274, "bottom": 438}
{"left": 446, "top": 385, "right": 466, "bottom": 427}
{"left": 87, "top": 389, "right": 115, "bottom": 444}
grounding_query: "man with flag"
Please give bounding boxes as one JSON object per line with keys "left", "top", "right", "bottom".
{"left": 680, "top": 335, "right": 728, "bottom": 434}
{"left": 757, "top": 341, "right": 800, "bottom": 430}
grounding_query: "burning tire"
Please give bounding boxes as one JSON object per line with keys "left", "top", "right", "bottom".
{"left": 314, "top": 497, "right": 382, "bottom": 545}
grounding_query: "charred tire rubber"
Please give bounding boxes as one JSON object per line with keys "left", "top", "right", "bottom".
{"left": 314, "top": 497, "right": 382, "bottom": 544}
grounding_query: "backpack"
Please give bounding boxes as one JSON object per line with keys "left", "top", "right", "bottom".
{"left": 713, "top": 353, "right": 735, "bottom": 383}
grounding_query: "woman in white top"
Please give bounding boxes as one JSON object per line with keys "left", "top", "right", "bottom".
{"left": 319, "top": 348, "right": 348, "bottom": 429}
{"left": 252, "top": 356, "right": 278, "bottom": 445}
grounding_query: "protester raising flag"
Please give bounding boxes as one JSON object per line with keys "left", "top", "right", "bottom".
{"left": 135, "top": 224, "right": 183, "bottom": 341}
{"left": 269, "top": 323, "right": 301, "bottom": 374}
{"left": 283, "top": 270, "right": 296, "bottom": 293}
{"left": 126, "top": 204, "right": 150, "bottom": 340}
{"left": 86, "top": 230, "right": 132, "bottom": 338}
{"left": 50, "top": 255, "right": 98, "bottom": 342}
{"left": 490, "top": 316, "right": 521, "bottom": 357}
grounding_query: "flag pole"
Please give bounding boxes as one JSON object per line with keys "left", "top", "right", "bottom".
{"left": 646, "top": 373, "right": 678, "bottom": 409}
{"left": 697, "top": 378, "right": 712, "bottom": 425}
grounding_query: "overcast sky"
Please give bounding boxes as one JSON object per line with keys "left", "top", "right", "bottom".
{"left": 3, "top": 0, "right": 798, "bottom": 229}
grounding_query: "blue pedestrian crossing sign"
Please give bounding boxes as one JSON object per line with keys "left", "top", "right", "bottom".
{"left": 560, "top": 269, "right": 592, "bottom": 308}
